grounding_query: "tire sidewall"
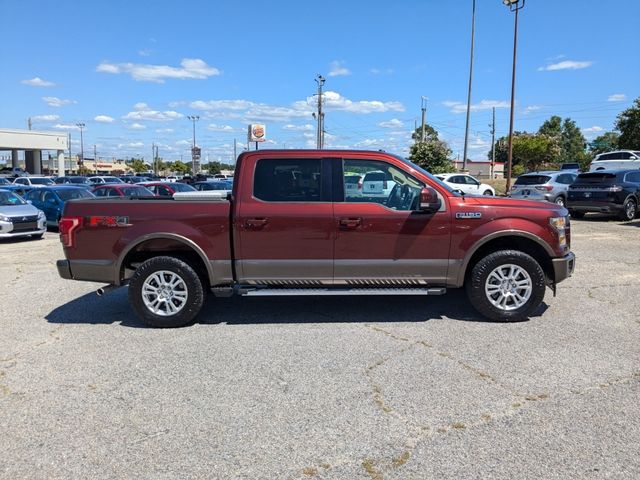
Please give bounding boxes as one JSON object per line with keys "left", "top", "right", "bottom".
{"left": 128, "top": 256, "right": 204, "bottom": 328}
{"left": 466, "top": 250, "right": 546, "bottom": 322}
{"left": 621, "top": 197, "right": 637, "bottom": 221}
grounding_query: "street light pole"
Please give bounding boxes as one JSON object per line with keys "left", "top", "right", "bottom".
{"left": 315, "top": 74, "right": 325, "bottom": 149}
{"left": 187, "top": 115, "right": 200, "bottom": 174}
{"left": 76, "top": 123, "right": 85, "bottom": 172}
{"left": 462, "top": 0, "right": 476, "bottom": 172}
{"left": 503, "top": 0, "right": 525, "bottom": 191}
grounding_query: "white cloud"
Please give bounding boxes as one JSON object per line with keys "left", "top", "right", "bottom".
{"left": 175, "top": 139, "right": 192, "bottom": 147}
{"left": 523, "top": 105, "right": 543, "bottom": 115}
{"left": 190, "top": 100, "right": 253, "bottom": 111}
{"left": 583, "top": 126, "right": 604, "bottom": 138}
{"left": 94, "top": 115, "right": 115, "bottom": 123}
{"left": 128, "top": 123, "right": 146, "bottom": 130}
{"left": 117, "top": 142, "right": 145, "bottom": 149}
{"left": 43, "top": 96, "right": 76, "bottom": 107}
{"left": 608, "top": 93, "right": 626, "bottom": 102}
{"left": 282, "top": 124, "right": 315, "bottom": 131}
{"left": 538, "top": 60, "right": 593, "bottom": 71}
{"left": 443, "top": 99, "right": 509, "bottom": 114}
{"left": 30, "top": 114, "right": 59, "bottom": 122}
{"left": 156, "top": 128, "right": 174, "bottom": 133}
{"left": 320, "top": 91, "right": 404, "bottom": 114}
{"left": 379, "top": 119, "right": 404, "bottom": 129}
{"left": 328, "top": 60, "right": 351, "bottom": 77}
{"left": 138, "top": 49, "right": 152, "bottom": 57}
{"left": 122, "top": 103, "right": 183, "bottom": 121}
{"left": 21, "top": 77, "right": 55, "bottom": 87}
{"left": 52, "top": 124, "right": 82, "bottom": 131}
{"left": 96, "top": 58, "right": 220, "bottom": 83}
{"left": 206, "top": 124, "right": 234, "bottom": 132}
{"left": 370, "top": 68, "right": 394, "bottom": 75}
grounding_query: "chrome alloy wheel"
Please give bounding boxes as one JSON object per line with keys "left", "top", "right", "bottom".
{"left": 141, "top": 270, "right": 189, "bottom": 316}
{"left": 484, "top": 264, "right": 532, "bottom": 311}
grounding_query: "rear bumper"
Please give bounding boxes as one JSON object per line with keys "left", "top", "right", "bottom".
{"left": 552, "top": 252, "right": 575, "bottom": 284}
{"left": 56, "top": 259, "right": 116, "bottom": 283}
{"left": 567, "top": 201, "right": 623, "bottom": 213}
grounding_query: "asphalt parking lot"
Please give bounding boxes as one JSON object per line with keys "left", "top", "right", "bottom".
{"left": 1, "top": 217, "right": 639, "bottom": 480}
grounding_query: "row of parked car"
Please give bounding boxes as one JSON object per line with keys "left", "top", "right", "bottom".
{"left": 0, "top": 177, "right": 235, "bottom": 240}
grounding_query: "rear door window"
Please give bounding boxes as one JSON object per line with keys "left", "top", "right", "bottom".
{"left": 253, "top": 158, "right": 326, "bottom": 202}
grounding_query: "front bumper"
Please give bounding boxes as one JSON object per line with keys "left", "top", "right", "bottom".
{"left": 552, "top": 252, "right": 575, "bottom": 284}
{"left": 0, "top": 218, "right": 47, "bottom": 238}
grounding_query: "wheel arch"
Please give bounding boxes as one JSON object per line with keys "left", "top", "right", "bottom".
{"left": 457, "top": 232, "right": 555, "bottom": 287}
{"left": 116, "top": 233, "right": 213, "bottom": 287}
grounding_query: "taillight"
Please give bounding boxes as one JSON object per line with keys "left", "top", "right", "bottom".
{"left": 535, "top": 185, "right": 553, "bottom": 192}
{"left": 59, "top": 216, "right": 83, "bottom": 248}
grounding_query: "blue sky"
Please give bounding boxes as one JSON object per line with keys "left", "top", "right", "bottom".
{"left": 1, "top": 0, "right": 638, "bottom": 165}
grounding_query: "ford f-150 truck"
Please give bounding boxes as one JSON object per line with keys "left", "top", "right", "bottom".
{"left": 56, "top": 150, "right": 575, "bottom": 327}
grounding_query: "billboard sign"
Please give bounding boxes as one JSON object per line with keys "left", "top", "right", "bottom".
{"left": 248, "top": 124, "right": 266, "bottom": 143}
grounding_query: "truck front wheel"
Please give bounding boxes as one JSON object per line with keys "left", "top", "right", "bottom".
{"left": 128, "top": 256, "right": 204, "bottom": 328}
{"left": 466, "top": 250, "right": 546, "bottom": 322}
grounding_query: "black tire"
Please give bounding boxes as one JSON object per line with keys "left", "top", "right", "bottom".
{"left": 466, "top": 250, "right": 546, "bottom": 322}
{"left": 553, "top": 196, "right": 566, "bottom": 207}
{"left": 569, "top": 210, "right": 585, "bottom": 219}
{"left": 483, "top": 189, "right": 493, "bottom": 196}
{"left": 128, "top": 256, "right": 204, "bottom": 328}
{"left": 619, "top": 197, "right": 637, "bottom": 222}
{"left": 32, "top": 233, "right": 44, "bottom": 239}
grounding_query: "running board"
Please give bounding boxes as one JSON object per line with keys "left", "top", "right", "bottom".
{"left": 241, "top": 287, "right": 446, "bottom": 297}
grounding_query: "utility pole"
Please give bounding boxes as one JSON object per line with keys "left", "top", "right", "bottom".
{"left": 462, "top": 0, "right": 476, "bottom": 172}
{"left": 421, "top": 97, "right": 427, "bottom": 141}
{"left": 94, "top": 144, "right": 97, "bottom": 174}
{"left": 490, "top": 107, "right": 496, "bottom": 178}
{"left": 504, "top": 0, "right": 525, "bottom": 191}
{"left": 68, "top": 133, "right": 72, "bottom": 173}
{"left": 187, "top": 115, "right": 200, "bottom": 174}
{"left": 76, "top": 123, "right": 85, "bottom": 171}
{"left": 315, "top": 74, "right": 325, "bottom": 149}
{"left": 233, "top": 138, "right": 237, "bottom": 164}
{"left": 28, "top": 117, "right": 32, "bottom": 130}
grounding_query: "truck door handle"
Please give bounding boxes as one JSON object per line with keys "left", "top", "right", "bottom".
{"left": 339, "top": 217, "right": 362, "bottom": 229}
{"left": 244, "top": 218, "right": 268, "bottom": 229}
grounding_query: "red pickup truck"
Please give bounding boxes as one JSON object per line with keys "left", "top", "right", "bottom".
{"left": 57, "top": 150, "right": 575, "bottom": 327}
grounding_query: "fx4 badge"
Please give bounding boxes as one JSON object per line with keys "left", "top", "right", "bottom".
{"left": 456, "top": 212, "right": 482, "bottom": 219}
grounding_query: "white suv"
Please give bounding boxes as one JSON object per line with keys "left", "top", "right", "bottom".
{"left": 435, "top": 173, "right": 495, "bottom": 196}
{"left": 589, "top": 150, "right": 640, "bottom": 171}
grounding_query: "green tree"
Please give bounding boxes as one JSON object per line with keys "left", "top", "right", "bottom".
{"left": 169, "top": 161, "right": 190, "bottom": 175}
{"left": 411, "top": 125, "right": 439, "bottom": 142}
{"left": 511, "top": 134, "right": 561, "bottom": 172}
{"left": 615, "top": 97, "right": 640, "bottom": 150}
{"left": 203, "top": 162, "right": 222, "bottom": 175}
{"left": 130, "top": 158, "right": 149, "bottom": 173}
{"left": 409, "top": 140, "right": 454, "bottom": 174}
{"left": 538, "top": 116, "right": 586, "bottom": 164}
{"left": 588, "top": 131, "right": 620, "bottom": 156}
{"left": 488, "top": 132, "right": 527, "bottom": 165}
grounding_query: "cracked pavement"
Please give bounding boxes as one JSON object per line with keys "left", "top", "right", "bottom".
{"left": 1, "top": 216, "right": 639, "bottom": 479}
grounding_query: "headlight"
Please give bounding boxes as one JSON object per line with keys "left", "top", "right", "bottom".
{"left": 38, "top": 210, "right": 45, "bottom": 219}
{"left": 549, "top": 216, "right": 568, "bottom": 247}
{"left": 0, "top": 214, "right": 10, "bottom": 222}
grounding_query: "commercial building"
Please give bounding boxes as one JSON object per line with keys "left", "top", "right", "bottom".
{"left": 0, "top": 128, "right": 68, "bottom": 176}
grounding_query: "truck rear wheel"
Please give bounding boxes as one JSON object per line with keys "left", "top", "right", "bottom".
{"left": 466, "top": 250, "right": 546, "bottom": 322}
{"left": 128, "top": 256, "right": 204, "bottom": 328}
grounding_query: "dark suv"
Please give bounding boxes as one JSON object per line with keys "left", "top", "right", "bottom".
{"left": 567, "top": 170, "right": 640, "bottom": 221}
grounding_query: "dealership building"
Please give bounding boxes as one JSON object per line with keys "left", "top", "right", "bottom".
{"left": 0, "top": 128, "right": 68, "bottom": 175}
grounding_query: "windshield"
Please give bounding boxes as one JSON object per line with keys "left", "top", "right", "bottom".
{"left": 69, "top": 177, "right": 90, "bottom": 184}
{"left": 170, "top": 183, "right": 196, "bottom": 192}
{"left": 30, "top": 178, "right": 54, "bottom": 185}
{"left": 0, "top": 190, "right": 26, "bottom": 206}
{"left": 0, "top": 178, "right": 10, "bottom": 185}
{"left": 103, "top": 177, "right": 124, "bottom": 184}
{"left": 391, "top": 154, "right": 460, "bottom": 195}
{"left": 121, "top": 186, "right": 154, "bottom": 197}
{"left": 56, "top": 188, "right": 95, "bottom": 201}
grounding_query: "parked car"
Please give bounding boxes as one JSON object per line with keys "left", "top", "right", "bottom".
{"left": 567, "top": 169, "right": 640, "bottom": 221}
{"left": 0, "top": 167, "right": 28, "bottom": 177}
{"left": 13, "top": 176, "right": 55, "bottom": 187}
{"left": 0, "top": 184, "right": 34, "bottom": 198}
{"left": 0, "top": 189, "right": 47, "bottom": 239}
{"left": 560, "top": 163, "right": 581, "bottom": 173}
{"left": 344, "top": 174, "right": 363, "bottom": 195}
{"left": 434, "top": 173, "right": 495, "bottom": 196}
{"left": 88, "top": 176, "right": 124, "bottom": 185}
{"left": 54, "top": 176, "right": 93, "bottom": 187}
{"left": 120, "top": 176, "right": 153, "bottom": 184}
{"left": 140, "top": 182, "right": 197, "bottom": 197}
{"left": 0, "top": 177, "right": 12, "bottom": 185}
{"left": 24, "top": 186, "right": 94, "bottom": 227}
{"left": 508, "top": 171, "right": 577, "bottom": 207}
{"left": 92, "top": 184, "right": 155, "bottom": 198}
{"left": 589, "top": 150, "right": 640, "bottom": 171}
{"left": 192, "top": 180, "right": 234, "bottom": 192}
